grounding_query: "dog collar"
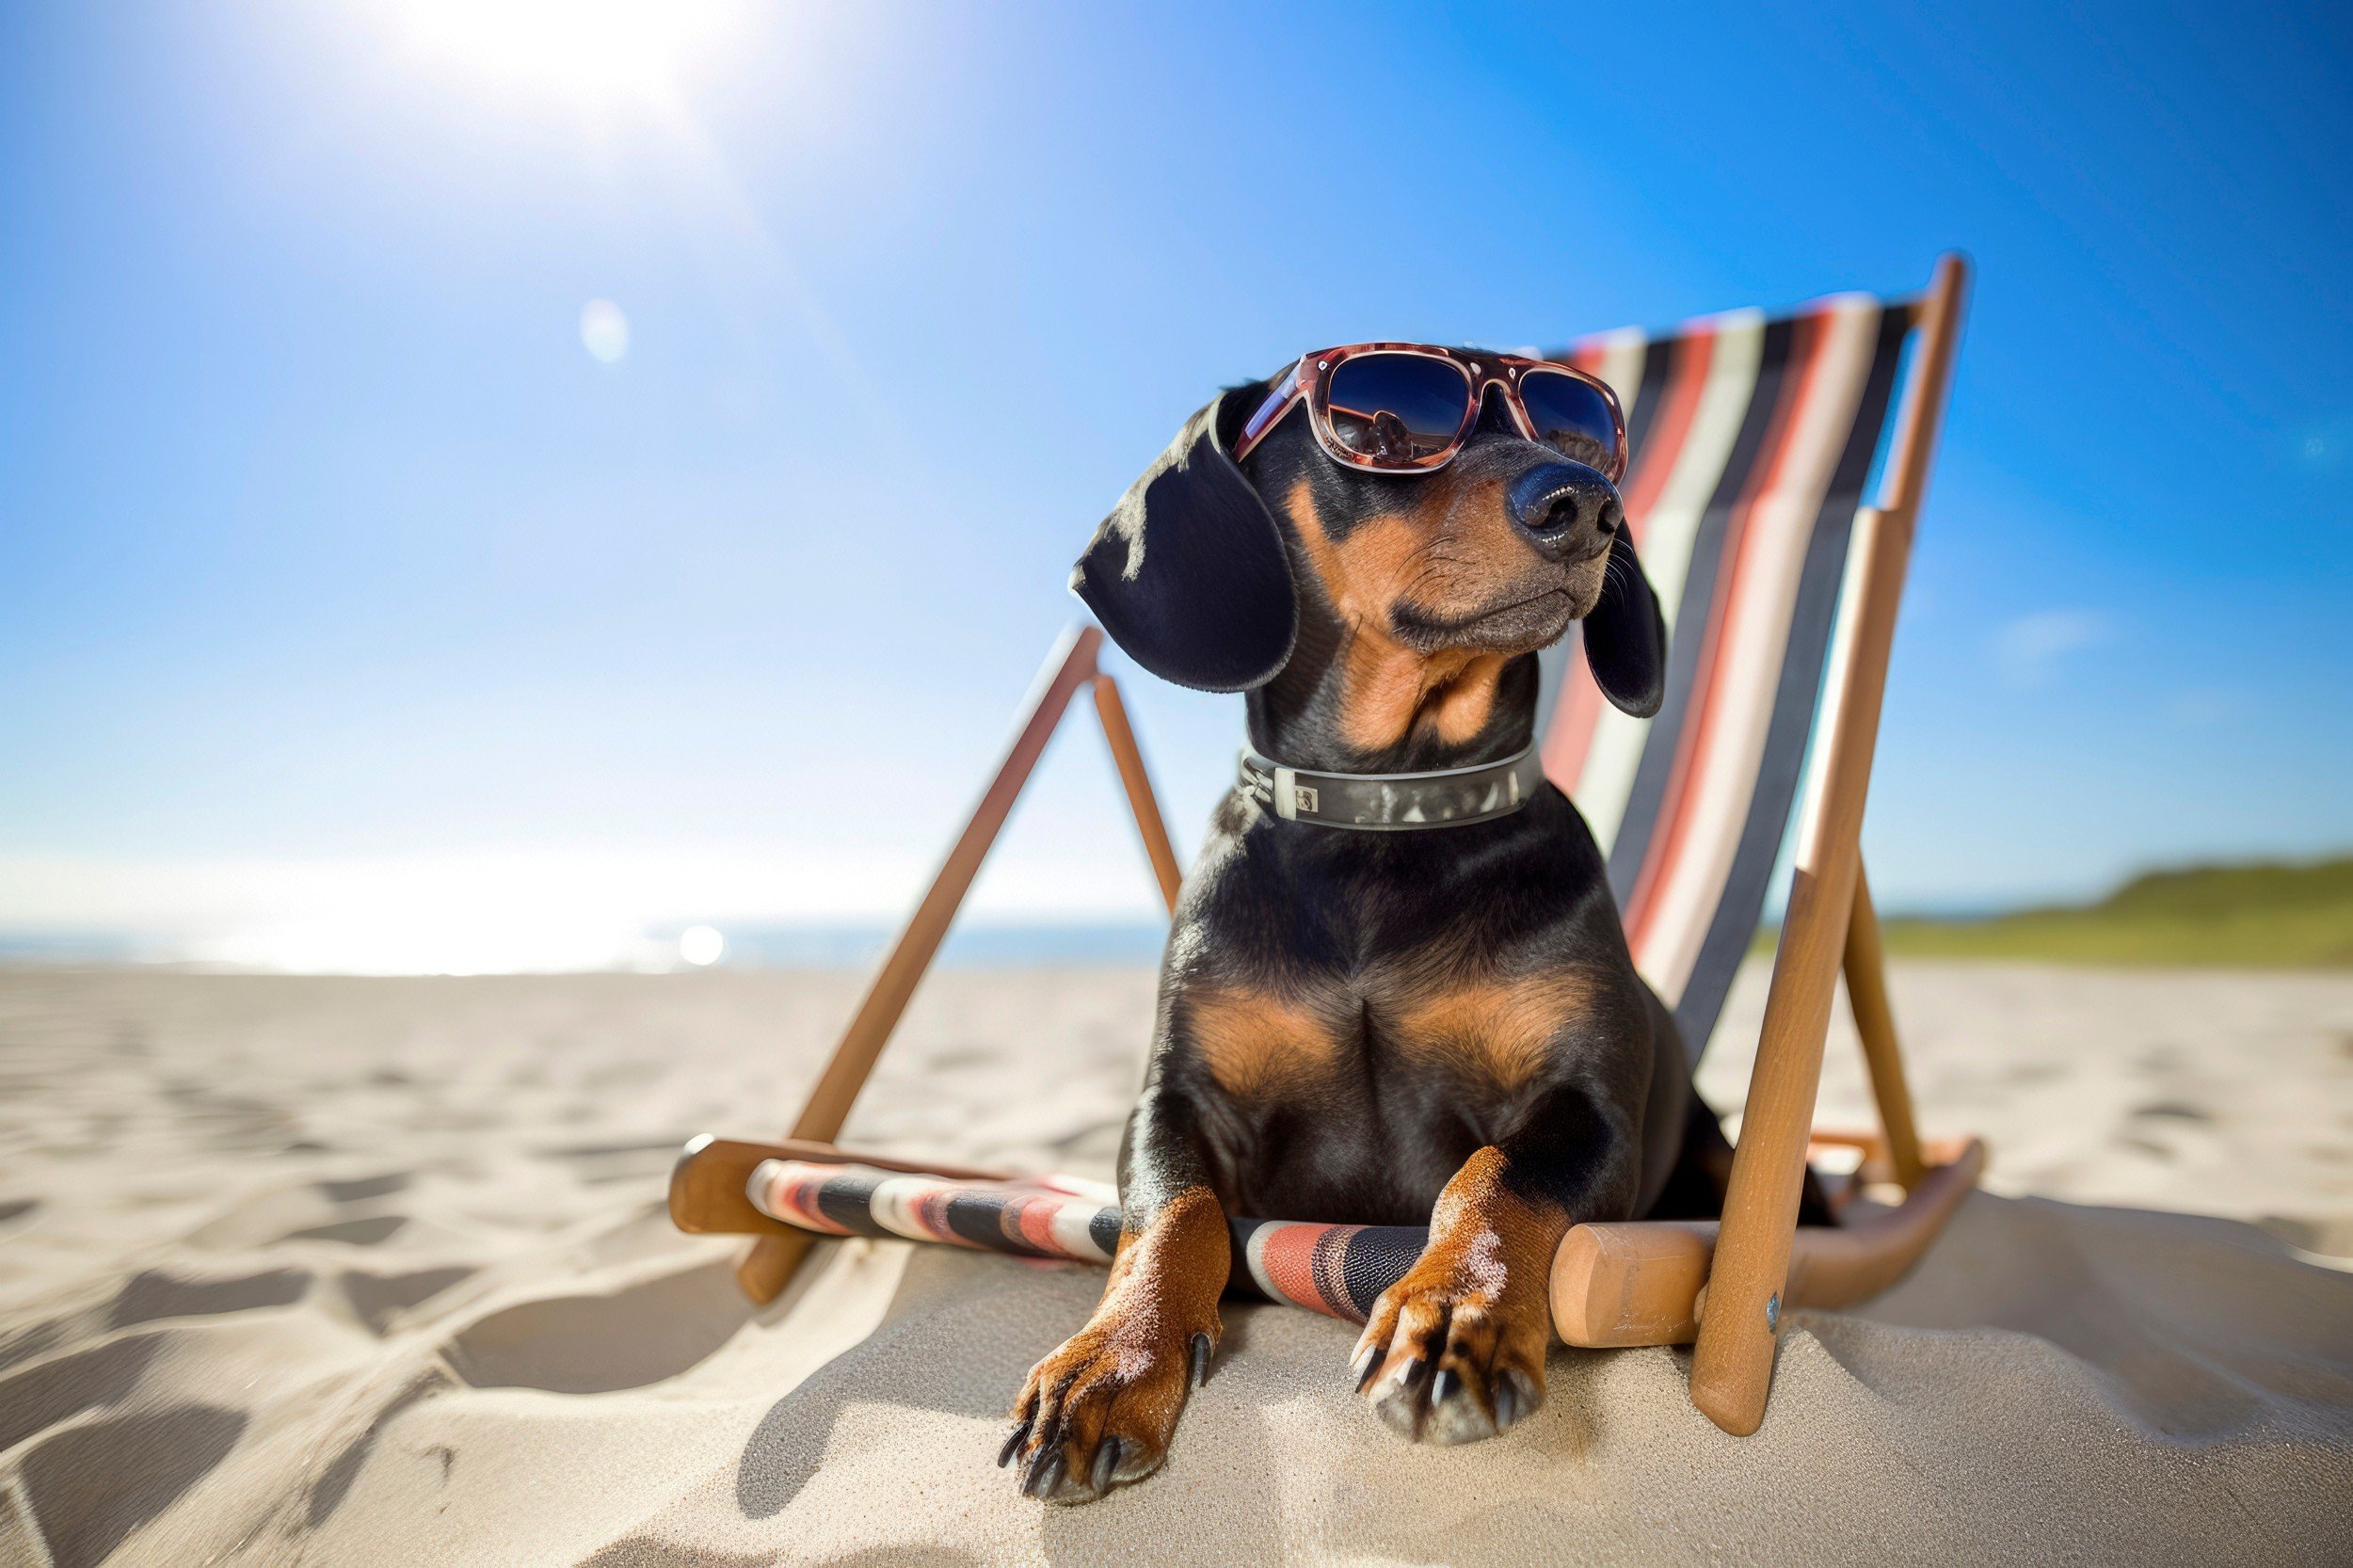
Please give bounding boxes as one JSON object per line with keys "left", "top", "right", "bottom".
{"left": 1237, "top": 744, "right": 1545, "bottom": 831}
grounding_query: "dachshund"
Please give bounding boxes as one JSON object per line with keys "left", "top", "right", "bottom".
{"left": 1001, "top": 350, "right": 1812, "bottom": 1503}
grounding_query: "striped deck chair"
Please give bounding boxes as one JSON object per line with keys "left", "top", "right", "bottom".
{"left": 673, "top": 255, "right": 1977, "bottom": 1437}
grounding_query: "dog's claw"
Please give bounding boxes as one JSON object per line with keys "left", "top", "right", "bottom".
{"left": 1430, "top": 1367, "right": 1462, "bottom": 1412}
{"left": 1020, "top": 1445, "right": 1064, "bottom": 1499}
{"left": 1353, "top": 1345, "right": 1381, "bottom": 1392}
{"left": 1190, "top": 1331, "right": 1213, "bottom": 1388}
{"left": 998, "top": 1416, "right": 1032, "bottom": 1468}
{"left": 1495, "top": 1368, "right": 1530, "bottom": 1432}
{"left": 1090, "top": 1436, "right": 1120, "bottom": 1496}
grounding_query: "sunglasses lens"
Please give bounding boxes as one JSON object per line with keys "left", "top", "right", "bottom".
{"left": 1518, "top": 369, "right": 1622, "bottom": 475}
{"left": 1324, "top": 353, "right": 1473, "bottom": 465}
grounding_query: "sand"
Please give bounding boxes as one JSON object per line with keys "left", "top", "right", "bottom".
{"left": 1, "top": 961, "right": 2349, "bottom": 1566}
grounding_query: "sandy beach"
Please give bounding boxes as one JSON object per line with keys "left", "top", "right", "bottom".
{"left": 2, "top": 960, "right": 2350, "bottom": 1566}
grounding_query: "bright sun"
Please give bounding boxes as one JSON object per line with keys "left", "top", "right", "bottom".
{"left": 385, "top": 0, "right": 749, "bottom": 109}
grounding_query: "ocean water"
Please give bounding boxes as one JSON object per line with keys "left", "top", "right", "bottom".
{"left": 0, "top": 920, "right": 1174, "bottom": 974}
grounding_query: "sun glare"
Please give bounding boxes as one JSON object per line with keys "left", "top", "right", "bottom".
{"left": 385, "top": 0, "right": 749, "bottom": 110}
{"left": 580, "top": 298, "right": 630, "bottom": 362}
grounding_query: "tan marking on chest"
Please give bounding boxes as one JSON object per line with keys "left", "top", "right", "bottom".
{"left": 1182, "top": 984, "right": 1346, "bottom": 1099}
{"left": 1386, "top": 970, "right": 1595, "bottom": 1091}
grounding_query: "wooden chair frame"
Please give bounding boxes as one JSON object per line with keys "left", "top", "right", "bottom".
{"left": 687, "top": 255, "right": 1975, "bottom": 1438}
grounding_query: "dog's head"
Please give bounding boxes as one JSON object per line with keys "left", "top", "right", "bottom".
{"left": 1071, "top": 368, "right": 1665, "bottom": 739}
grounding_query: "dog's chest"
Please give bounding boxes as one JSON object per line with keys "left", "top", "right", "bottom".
{"left": 1180, "top": 791, "right": 1622, "bottom": 1223}
{"left": 1188, "top": 956, "right": 1584, "bottom": 1224}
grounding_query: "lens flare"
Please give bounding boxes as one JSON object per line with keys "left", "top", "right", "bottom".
{"left": 679, "top": 925, "right": 726, "bottom": 967}
{"left": 580, "top": 298, "right": 630, "bottom": 362}
{"left": 385, "top": 0, "right": 748, "bottom": 109}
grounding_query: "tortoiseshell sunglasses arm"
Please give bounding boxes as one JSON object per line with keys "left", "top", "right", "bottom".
{"left": 1232, "top": 357, "right": 1311, "bottom": 463}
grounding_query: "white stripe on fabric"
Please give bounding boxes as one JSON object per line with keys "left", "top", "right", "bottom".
{"left": 1579, "top": 312, "right": 1768, "bottom": 862}
{"left": 1244, "top": 1224, "right": 1283, "bottom": 1303}
{"left": 1048, "top": 1199, "right": 1116, "bottom": 1263}
{"left": 1586, "top": 328, "right": 1648, "bottom": 423}
{"left": 868, "top": 1175, "right": 941, "bottom": 1242}
{"left": 748, "top": 1159, "right": 844, "bottom": 1233}
{"left": 745, "top": 1158, "right": 790, "bottom": 1222}
{"left": 1638, "top": 297, "right": 1883, "bottom": 1000}
{"left": 1793, "top": 497, "right": 1891, "bottom": 870}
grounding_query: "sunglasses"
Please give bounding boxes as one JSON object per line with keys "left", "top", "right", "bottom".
{"left": 1231, "top": 343, "right": 1628, "bottom": 480}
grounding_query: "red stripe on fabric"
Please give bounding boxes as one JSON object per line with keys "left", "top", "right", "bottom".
{"left": 913, "top": 1186, "right": 971, "bottom": 1247}
{"left": 1623, "top": 311, "right": 1834, "bottom": 954}
{"left": 1310, "top": 1224, "right": 1369, "bottom": 1322}
{"left": 1257, "top": 1224, "right": 1331, "bottom": 1313}
{"left": 1568, "top": 341, "right": 1607, "bottom": 374}
{"left": 1013, "top": 1196, "right": 1064, "bottom": 1254}
{"left": 1543, "top": 331, "right": 1708, "bottom": 790}
{"left": 1540, "top": 644, "right": 1605, "bottom": 793}
{"left": 776, "top": 1175, "right": 851, "bottom": 1234}
{"left": 1618, "top": 328, "right": 1714, "bottom": 532}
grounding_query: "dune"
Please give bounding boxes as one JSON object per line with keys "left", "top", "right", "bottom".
{"left": 1, "top": 963, "right": 2349, "bottom": 1565}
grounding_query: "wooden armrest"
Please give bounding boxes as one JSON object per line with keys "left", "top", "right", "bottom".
{"left": 1553, "top": 1137, "right": 1984, "bottom": 1347}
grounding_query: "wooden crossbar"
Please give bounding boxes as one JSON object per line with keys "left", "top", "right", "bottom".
{"left": 679, "top": 1131, "right": 1981, "bottom": 1349}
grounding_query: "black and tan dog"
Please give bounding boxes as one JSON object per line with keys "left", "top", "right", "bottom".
{"left": 1002, "top": 364, "right": 1768, "bottom": 1503}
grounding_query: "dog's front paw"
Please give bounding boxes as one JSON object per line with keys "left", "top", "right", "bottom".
{"left": 1352, "top": 1233, "right": 1550, "bottom": 1446}
{"left": 1352, "top": 1272, "right": 1546, "bottom": 1445}
{"left": 1002, "top": 1302, "right": 1217, "bottom": 1503}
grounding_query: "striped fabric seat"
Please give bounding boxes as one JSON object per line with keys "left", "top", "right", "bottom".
{"left": 1533, "top": 292, "right": 1917, "bottom": 1062}
{"left": 748, "top": 1159, "right": 1429, "bottom": 1324}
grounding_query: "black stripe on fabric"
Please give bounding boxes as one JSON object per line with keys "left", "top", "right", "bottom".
{"left": 1623, "top": 332, "right": 1678, "bottom": 471}
{"left": 943, "top": 1192, "right": 1017, "bottom": 1251}
{"left": 815, "top": 1176, "right": 890, "bottom": 1237}
{"left": 1224, "top": 1218, "right": 1271, "bottom": 1300}
{"left": 1673, "top": 307, "right": 1913, "bottom": 1057}
{"left": 1535, "top": 334, "right": 1667, "bottom": 746}
{"left": 1338, "top": 1226, "right": 1430, "bottom": 1319}
{"left": 1608, "top": 314, "right": 1799, "bottom": 908}
{"left": 1087, "top": 1207, "right": 1125, "bottom": 1258}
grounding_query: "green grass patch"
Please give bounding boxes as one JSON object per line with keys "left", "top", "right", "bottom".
{"left": 1764, "top": 856, "right": 2353, "bottom": 968}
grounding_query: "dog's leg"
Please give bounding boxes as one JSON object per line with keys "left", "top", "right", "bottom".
{"left": 1004, "top": 1086, "right": 1227, "bottom": 1503}
{"left": 1353, "top": 1085, "right": 1635, "bottom": 1445}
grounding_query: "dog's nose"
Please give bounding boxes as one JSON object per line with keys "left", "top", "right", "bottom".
{"left": 1506, "top": 461, "right": 1624, "bottom": 562}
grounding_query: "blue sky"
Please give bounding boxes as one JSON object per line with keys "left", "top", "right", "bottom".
{"left": 1, "top": 2, "right": 2347, "bottom": 969}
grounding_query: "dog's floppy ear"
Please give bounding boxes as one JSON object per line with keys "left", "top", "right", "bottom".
{"left": 1070, "top": 385, "right": 1297, "bottom": 693}
{"left": 1583, "top": 532, "right": 1667, "bottom": 718}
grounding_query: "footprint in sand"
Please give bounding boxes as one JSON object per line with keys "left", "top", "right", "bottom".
{"left": 339, "top": 1265, "right": 476, "bottom": 1333}
{"left": 108, "top": 1267, "right": 311, "bottom": 1329}
{"left": 14, "top": 1404, "right": 246, "bottom": 1568}
{"left": 277, "top": 1214, "right": 409, "bottom": 1247}
{"left": 316, "top": 1172, "right": 411, "bottom": 1204}
{"left": 0, "top": 1335, "right": 165, "bottom": 1452}
{"left": 441, "top": 1260, "right": 750, "bottom": 1395}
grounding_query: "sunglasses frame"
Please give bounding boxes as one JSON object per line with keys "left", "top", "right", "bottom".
{"left": 1231, "top": 342, "right": 1628, "bottom": 480}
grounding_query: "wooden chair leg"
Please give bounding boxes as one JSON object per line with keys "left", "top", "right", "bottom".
{"left": 736, "top": 626, "right": 1107, "bottom": 1302}
{"left": 1845, "top": 862, "right": 1926, "bottom": 1190}
{"left": 1092, "top": 674, "right": 1183, "bottom": 914}
{"left": 1688, "top": 253, "right": 1969, "bottom": 1435}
